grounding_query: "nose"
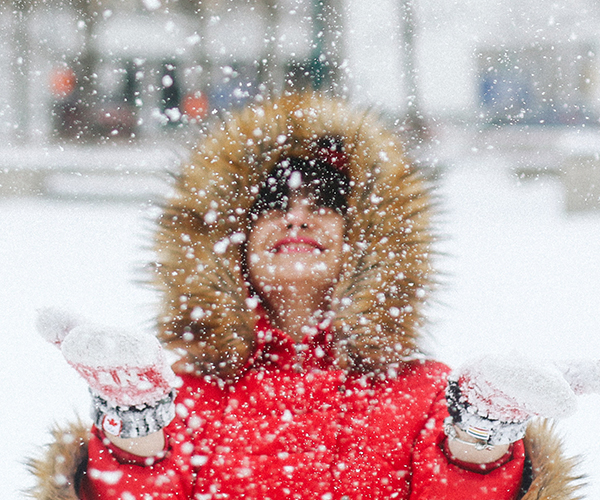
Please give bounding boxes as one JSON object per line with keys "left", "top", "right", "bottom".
{"left": 284, "top": 198, "right": 311, "bottom": 230}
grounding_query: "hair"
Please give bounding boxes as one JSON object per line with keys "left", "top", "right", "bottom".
{"left": 249, "top": 156, "right": 351, "bottom": 219}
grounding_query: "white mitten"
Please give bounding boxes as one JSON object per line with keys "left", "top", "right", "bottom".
{"left": 446, "top": 352, "right": 577, "bottom": 448}
{"left": 37, "top": 308, "right": 178, "bottom": 438}
{"left": 555, "top": 359, "right": 600, "bottom": 395}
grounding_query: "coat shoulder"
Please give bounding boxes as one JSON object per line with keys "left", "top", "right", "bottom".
{"left": 27, "top": 419, "right": 89, "bottom": 500}
{"left": 521, "top": 419, "right": 585, "bottom": 500}
{"left": 27, "top": 416, "right": 586, "bottom": 499}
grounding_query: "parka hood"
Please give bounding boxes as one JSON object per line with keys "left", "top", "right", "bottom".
{"left": 154, "top": 92, "right": 434, "bottom": 378}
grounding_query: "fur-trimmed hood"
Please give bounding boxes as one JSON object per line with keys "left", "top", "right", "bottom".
{"left": 27, "top": 420, "right": 89, "bottom": 500}
{"left": 155, "top": 92, "right": 433, "bottom": 378}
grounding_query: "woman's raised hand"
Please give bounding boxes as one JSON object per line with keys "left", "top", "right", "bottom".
{"left": 446, "top": 352, "right": 580, "bottom": 450}
{"left": 37, "top": 308, "right": 178, "bottom": 439}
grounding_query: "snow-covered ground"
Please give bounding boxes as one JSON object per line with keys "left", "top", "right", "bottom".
{"left": 433, "top": 157, "right": 600, "bottom": 498}
{"left": 2, "top": 151, "right": 600, "bottom": 498}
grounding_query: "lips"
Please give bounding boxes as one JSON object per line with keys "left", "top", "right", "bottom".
{"left": 271, "top": 236, "right": 325, "bottom": 254}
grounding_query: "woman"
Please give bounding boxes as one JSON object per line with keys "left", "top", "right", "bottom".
{"left": 31, "top": 93, "right": 582, "bottom": 499}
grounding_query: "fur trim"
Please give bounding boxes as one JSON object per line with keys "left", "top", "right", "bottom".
{"left": 154, "top": 92, "right": 434, "bottom": 378}
{"left": 27, "top": 420, "right": 89, "bottom": 500}
{"left": 521, "top": 419, "right": 584, "bottom": 500}
{"left": 27, "top": 418, "right": 583, "bottom": 499}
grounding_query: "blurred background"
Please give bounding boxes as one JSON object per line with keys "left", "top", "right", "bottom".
{"left": 2, "top": 0, "right": 600, "bottom": 498}
{"left": 3, "top": 0, "right": 600, "bottom": 202}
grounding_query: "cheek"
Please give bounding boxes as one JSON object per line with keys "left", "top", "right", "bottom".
{"left": 245, "top": 233, "right": 276, "bottom": 284}
{"left": 246, "top": 253, "right": 262, "bottom": 289}
{"left": 245, "top": 243, "right": 264, "bottom": 284}
{"left": 246, "top": 224, "right": 266, "bottom": 257}
{"left": 247, "top": 252, "right": 261, "bottom": 266}
{"left": 326, "top": 219, "right": 346, "bottom": 252}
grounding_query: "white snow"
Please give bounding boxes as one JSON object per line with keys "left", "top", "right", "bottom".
{"left": 0, "top": 200, "right": 159, "bottom": 498}
{"left": 455, "top": 352, "right": 577, "bottom": 421}
{"left": 36, "top": 308, "right": 82, "bottom": 347}
{"left": 430, "top": 156, "right": 600, "bottom": 497}
{"left": 36, "top": 308, "right": 169, "bottom": 375}
{"left": 60, "top": 324, "right": 161, "bottom": 368}
{"left": 2, "top": 151, "right": 600, "bottom": 498}
{"left": 556, "top": 359, "right": 600, "bottom": 395}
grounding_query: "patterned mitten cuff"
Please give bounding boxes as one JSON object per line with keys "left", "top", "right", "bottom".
{"left": 91, "top": 389, "right": 176, "bottom": 439}
{"left": 445, "top": 378, "right": 528, "bottom": 447}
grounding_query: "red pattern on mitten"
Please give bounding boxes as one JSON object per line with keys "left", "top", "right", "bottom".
{"left": 37, "top": 309, "right": 178, "bottom": 407}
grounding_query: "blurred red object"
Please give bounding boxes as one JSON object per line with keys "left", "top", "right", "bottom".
{"left": 50, "top": 67, "right": 76, "bottom": 98}
{"left": 182, "top": 90, "right": 209, "bottom": 121}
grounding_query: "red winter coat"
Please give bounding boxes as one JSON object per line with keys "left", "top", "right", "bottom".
{"left": 29, "top": 94, "right": 582, "bottom": 500}
{"left": 79, "top": 318, "right": 525, "bottom": 500}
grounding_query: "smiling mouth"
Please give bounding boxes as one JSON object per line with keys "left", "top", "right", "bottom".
{"left": 272, "top": 237, "right": 325, "bottom": 254}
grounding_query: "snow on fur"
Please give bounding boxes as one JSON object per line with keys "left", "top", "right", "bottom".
{"left": 456, "top": 352, "right": 577, "bottom": 421}
{"left": 154, "top": 93, "right": 433, "bottom": 378}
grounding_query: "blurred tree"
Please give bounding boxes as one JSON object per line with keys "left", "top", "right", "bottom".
{"left": 11, "top": 0, "right": 31, "bottom": 143}
{"left": 176, "top": 0, "right": 343, "bottom": 95}
{"left": 67, "top": 0, "right": 103, "bottom": 139}
{"left": 260, "top": 0, "right": 280, "bottom": 93}
{"left": 398, "top": 0, "right": 428, "bottom": 147}
{"left": 8, "top": 0, "right": 107, "bottom": 141}
{"left": 309, "top": 0, "right": 343, "bottom": 92}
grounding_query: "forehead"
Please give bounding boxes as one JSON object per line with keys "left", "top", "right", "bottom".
{"left": 266, "top": 167, "right": 329, "bottom": 192}
{"left": 257, "top": 195, "right": 336, "bottom": 214}
{"left": 249, "top": 157, "right": 351, "bottom": 223}
{"left": 248, "top": 193, "right": 346, "bottom": 226}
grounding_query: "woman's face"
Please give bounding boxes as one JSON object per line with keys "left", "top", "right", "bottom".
{"left": 246, "top": 194, "right": 345, "bottom": 298}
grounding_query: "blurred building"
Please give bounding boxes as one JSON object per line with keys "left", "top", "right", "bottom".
{"left": 477, "top": 42, "right": 597, "bottom": 126}
{"left": 2, "top": 0, "right": 344, "bottom": 143}
{"left": 3, "top": 0, "right": 600, "bottom": 146}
